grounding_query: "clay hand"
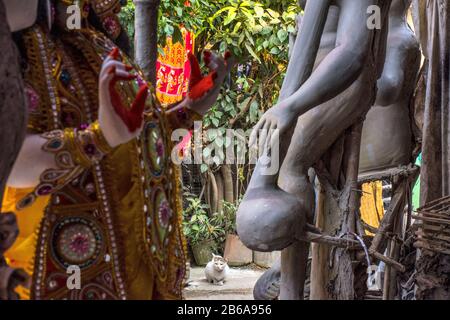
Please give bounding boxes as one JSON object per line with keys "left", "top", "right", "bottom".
{"left": 98, "top": 48, "right": 149, "bottom": 148}
{"left": 249, "top": 105, "right": 296, "bottom": 155}
{"left": 184, "top": 50, "right": 234, "bottom": 116}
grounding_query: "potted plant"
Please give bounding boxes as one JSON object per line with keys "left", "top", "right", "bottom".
{"left": 182, "top": 196, "right": 223, "bottom": 266}
{"left": 213, "top": 200, "right": 252, "bottom": 266}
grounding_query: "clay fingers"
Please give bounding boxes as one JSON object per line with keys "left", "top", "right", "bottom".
{"left": 265, "top": 122, "right": 278, "bottom": 156}
{"left": 259, "top": 121, "right": 271, "bottom": 155}
{"left": 249, "top": 118, "right": 265, "bottom": 147}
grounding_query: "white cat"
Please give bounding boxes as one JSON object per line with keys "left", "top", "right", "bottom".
{"left": 205, "top": 253, "right": 230, "bottom": 286}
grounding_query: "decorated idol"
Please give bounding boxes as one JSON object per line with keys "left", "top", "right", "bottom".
{"left": 2, "top": 0, "right": 231, "bottom": 299}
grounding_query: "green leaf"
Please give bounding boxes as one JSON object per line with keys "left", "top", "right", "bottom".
{"left": 239, "top": 97, "right": 252, "bottom": 111}
{"left": 245, "top": 43, "right": 261, "bottom": 63}
{"left": 224, "top": 11, "right": 237, "bottom": 26}
{"left": 208, "top": 130, "right": 218, "bottom": 141}
{"left": 212, "top": 6, "right": 235, "bottom": 20}
{"left": 266, "top": 9, "right": 280, "bottom": 19}
{"left": 244, "top": 30, "right": 254, "bottom": 46}
{"left": 270, "top": 47, "right": 281, "bottom": 55}
{"left": 172, "top": 27, "right": 184, "bottom": 44}
{"left": 249, "top": 100, "right": 259, "bottom": 123}
{"left": 200, "top": 163, "right": 209, "bottom": 174}
{"left": 213, "top": 155, "right": 221, "bottom": 166}
{"left": 242, "top": 11, "right": 256, "bottom": 26}
{"left": 232, "top": 21, "right": 242, "bottom": 34}
{"left": 203, "top": 147, "right": 211, "bottom": 158}
{"left": 239, "top": 1, "right": 251, "bottom": 7}
{"left": 216, "top": 136, "right": 224, "bottom": 148}
{"left": 270, "top": 18, "right": 281, "bottom": 25}
{"left": 212, "top": 118, "right": 220, "bottom": 127}
{"left": 254, "top": 6, "right": 264, "bottom": 17}
{"left": 277, "top": 29, "right": 288, "bottom": 42}
{"left": 219, "top": 42, "right": 228, "bottom": 53}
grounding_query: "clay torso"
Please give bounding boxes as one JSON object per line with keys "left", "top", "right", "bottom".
{"left": 360, "top": 19, "right": 421, "bottom": 174}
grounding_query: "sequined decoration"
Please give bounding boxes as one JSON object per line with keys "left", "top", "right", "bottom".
{"left": 52, "top": 217, "right": 104, "bottom": 269}
{"left": 143, "top": 122, "right": 166, "bottom": 176}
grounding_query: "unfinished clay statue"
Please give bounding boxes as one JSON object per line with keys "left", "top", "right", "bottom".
{"left": 252, "top": 0, "right": 420, "bottom": 300}
{"left": 360, "top": 0, "right": 420, "bottom": 174}
{"left": 237, "top": 0, "right": 391, "bottom": 299}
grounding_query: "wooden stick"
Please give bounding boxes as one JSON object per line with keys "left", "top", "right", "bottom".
{"left": 417, "top": 211, "right": 450, "bottom": 219}
{"left": 297, "top": 231, "right": 362, "bottom": 249}
{"left": 412, "top": 215, "right": 450, "bottom": 226}
{"left": 371, "top": 250, "right": 406, "bottom": 272}
{"left": 415, "top": 230, "right": 450, "bottom": 243}
{"left": 382, "top": 241, "right": 393, "bottom": 300}
{"left": 345, "top": 122, "right": 364, "bottom": 234}
{"left": 414, "top": 242, "right": 450, "bottom": 255}
{"left": 358, "top": 165, "right": 419, "bottom": 183}
{"left": 369, "top": 178, "right": 407, "bottom": 254}
{"left": 361, "top": 221, "right": 379, "bottom": 234}
{"left": 412, "top": 223, "right": 450, "bottom": 235}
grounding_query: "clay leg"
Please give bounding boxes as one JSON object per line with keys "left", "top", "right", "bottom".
{"left": 253, "top": 259, "right": 281, "bottom": 300}
{"left": 276, "top": 72, "right": 373, "bottom": 300}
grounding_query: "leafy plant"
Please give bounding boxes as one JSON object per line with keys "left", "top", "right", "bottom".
{"left": 211, "top": 200, "right": 238, "bottom": 236}
{"left": 119, "top": 0, "right": 205, "bottom": 52}
{"left": 182, "top": 195, "right": 224, "bottom": 247}
{"left": 193, "top": 0, "right": 300, "bottom": 172}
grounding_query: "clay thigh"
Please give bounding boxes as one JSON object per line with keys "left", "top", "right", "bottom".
{"left": 279, "top": 72, "right": 376, "bottom": 181}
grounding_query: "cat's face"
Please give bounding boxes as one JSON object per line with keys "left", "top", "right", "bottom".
{"left": 214, "top": 260, "right": 226, "bottom": 272}
{"left": 212, "top": 254, "right": 228, "bottom": 272}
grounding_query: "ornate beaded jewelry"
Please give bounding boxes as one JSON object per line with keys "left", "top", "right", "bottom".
{"left": 90, "top": 0, "right": 123, "bottom": 39}
{"left": 16, "top": 123, "right": 113, "bottom": 211}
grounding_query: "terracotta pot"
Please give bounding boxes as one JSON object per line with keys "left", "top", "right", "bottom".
{"left": 224, "top": 234, "right": 253, "bottom": 266}
{"left": 191, "top": 239, "right": 215, "bottom": 266}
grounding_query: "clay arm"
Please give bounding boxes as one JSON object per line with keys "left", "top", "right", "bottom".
{"left": 283, "top": 0, "right": 376, "bottom": 117}
{"left": 279, "top": 0, "right": 331, "bottom": 101}
{"left": 251, "top": 0, "right": 377, "bottom": 149}
{"left": 374, "top": 35, "right": 406, "bottom": 106}
{"left": 7, "top": 135, "right": 58, "bottom": 189}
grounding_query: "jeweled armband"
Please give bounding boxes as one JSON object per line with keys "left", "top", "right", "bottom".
{"left": 16, "top": 121, "right": 114, "bottom": 210}
{"left": 64, "top": 121, "right": 113, "bottom": 167}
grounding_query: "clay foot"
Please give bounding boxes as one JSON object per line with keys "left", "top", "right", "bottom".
{"left": 236, "top": 186, "right": 306, "bottom": 252}
{"left": 253, "top": 260, "right": 281, "bottom": 300}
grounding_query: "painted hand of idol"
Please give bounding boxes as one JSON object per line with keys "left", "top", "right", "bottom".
{"left": 184, "top": 50, "right": 234, "bottom": 116}
{"left": 98, "top": 48, "right": 148, "bottom": 148}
